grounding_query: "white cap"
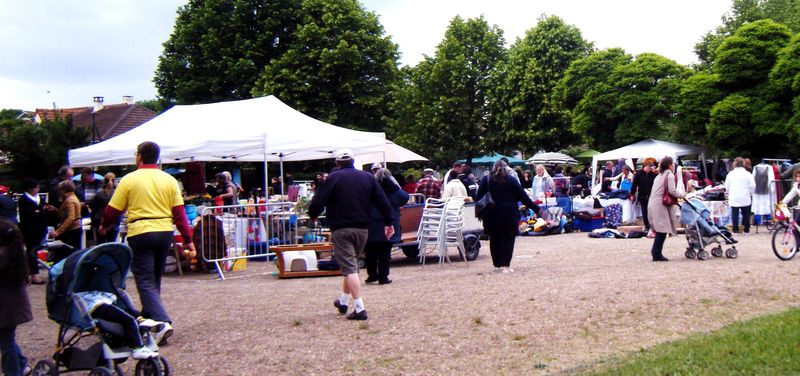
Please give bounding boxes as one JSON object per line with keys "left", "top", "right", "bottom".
{"left": 423, "top": 168, "right": 434, "bottom": 174}
{"left": 335, "top": 149, "right": 353, "bottom": 161}
{"left": 371, "top": 162, "right": 383, "bottom": 170}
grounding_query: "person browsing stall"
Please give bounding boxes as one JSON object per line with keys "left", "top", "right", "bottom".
{"left": 416, "top": 168, "right": 442, "bottom": 199}
{"left": 99, "top": 141, "right": 195, "bottom": 345}
{"left": 308, "top": 149, "right": 395, "bottom": 321}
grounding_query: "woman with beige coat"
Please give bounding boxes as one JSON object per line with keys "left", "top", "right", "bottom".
{"left": 647, "top": 156, "right": 685, "bottom": 261}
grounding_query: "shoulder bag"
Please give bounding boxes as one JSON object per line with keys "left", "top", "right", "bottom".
{"left": 475, "top": 180, "right": 495, "bottom": 219}
{"left": 661, "top": 173, "right": 678, "bottom": 206}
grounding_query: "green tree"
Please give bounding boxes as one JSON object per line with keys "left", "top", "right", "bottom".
{"left": 489, "top": 15, "right": 591, "bottom": 154}
{"left": 0, "top": 118, "right": 89, "bottom": 180}
{"left": 554, "top": 48, "right": 630, "bottom": 150}
{"left": 673, "top": 72, "right": 725, "bottom": 144}
{"left": 695, "top": 0, "right": 800, "bottom": 70}
{"left": 610, "top": 53, "right": 691, "bottom": 145}
{"left": 136, "top": 99, "right": 171, "bottom": 114}
{"left": 714, "top": 19, "right": 792, "bottom": 89}
{"left": 252, "top": 0, "right": 400, "bottom": 131}
{"left": 0, "top": 109, "right": 23, "bottom": 121}
{"left": 770, "top": 34, "right": 800, "bottom": 140}
{"left": 707, "top": 94, "right": 753, "bottom": 155}
{"left": 154, "top": 0, "right": 302, "bottom": 104}
{"left": 387, "top": 16, "right": 506, "bottom": 163}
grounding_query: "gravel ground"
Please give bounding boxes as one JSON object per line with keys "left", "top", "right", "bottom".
{"left": 17, "top": 230, "right": 800, "bottom": 375}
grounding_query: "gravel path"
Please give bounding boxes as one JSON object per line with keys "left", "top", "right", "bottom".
{"left": 17, "top": 230, "right": 800, "bottom": 375}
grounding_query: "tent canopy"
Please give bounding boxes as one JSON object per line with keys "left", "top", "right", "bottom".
{"left": 68, "top": 95, "right": 386, "bottom": 167}
{"left": 458, "top": 153, "right": 526, "bottom": 166}
{"left": 590, "top": 139, "right": 705, "bottom": 192}
{"left": 358, "top": 140, "right": 428, "bottom": 165}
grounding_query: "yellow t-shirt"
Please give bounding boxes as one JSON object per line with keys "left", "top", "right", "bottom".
{"left": 108, "top": 167, "right": 184, "bottom": 238}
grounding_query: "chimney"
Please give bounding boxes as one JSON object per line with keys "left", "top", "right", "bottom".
{"left": 92, "top": 96, "right": 104, "bottom": 112}
{"left": 122, "top": 95, "right": 134, "bottom": 105}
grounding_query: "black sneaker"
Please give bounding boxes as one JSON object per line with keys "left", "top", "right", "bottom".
{"left": 364, "top": 277, "right": 378, "bottom": 283}
{"left": 378, "top": 279, "right": 392, "bottom": 285}
{"left": 346, "top": 309, "right": 368, "bottom": 320}
{"left": 333, "top": 300, "right": 348, "bottom": 315}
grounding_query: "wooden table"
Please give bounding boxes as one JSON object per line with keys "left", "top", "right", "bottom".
{"left": 269, "top": 243, "right": 341, "bottom": 278}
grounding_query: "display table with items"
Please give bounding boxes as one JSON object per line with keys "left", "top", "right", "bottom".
{"left": 269, "top": 243, "right": 341, "bottom": 278}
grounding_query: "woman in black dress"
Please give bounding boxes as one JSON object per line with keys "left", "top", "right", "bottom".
{"left": 477, "top": 160, "right": 540, "bottom": 273}
{"left": 17, "top": 179, "right": 48, "bottom": 284}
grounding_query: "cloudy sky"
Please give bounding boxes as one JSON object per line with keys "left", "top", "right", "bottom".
{"left": 0, "top": 0, "right": 731, "bottom": 111}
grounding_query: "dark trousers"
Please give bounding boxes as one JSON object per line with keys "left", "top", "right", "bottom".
{"left": 639, "top": 196, "right": 650, "bottom": 229}
{"left": 128, "top": 231, "right": 173, "bottom": 323}
{"left": 92, "top": 304, "right": 143, "bottom": 348}
{"left": 57, "top": 228, "right": 83, "bottom": 250}
{"left": 651, "top": 232, "right": 667, "bottom": 260}
{"left": 24, "top": 236, "right": 43, "bottom": 276}
{"left": 489, "top": 235, "right": 516, "bottom": 267}
{"left": 731, "top": 205, "right": 751, "bottom": 233}
{"left": 94, "top": 226, "right": 119, "bottom": 245}
{"left": 0, "top": 325, "right": 27, "bottom": 376}
{"left": 364, "top": 241, "right": 392, "bottom": 281}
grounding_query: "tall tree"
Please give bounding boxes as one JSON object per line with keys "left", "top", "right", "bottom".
{"left": 489, "top": 15, "right": 591, "bottom": 154}
{"left": 387, "top": 16, "right": 506, "bottom": 163}
{"left": 694, "top": 0, "right": 800, "bottom": 70}
{"left": 770, "top": 34, "right": 800, "bottom": 141}
{"left": 553, "top": 48, "right": 630, "bottom": 150}
{"left": 706, "top": 19, "right": 793, "bottom": 156}
{"left": 155, "top": 0, "right": 301, "bottom": 105}
{"left": 252, "top": 0, "right": 400, "bottom": 131}
{"left": 0, "top": 118, "right": 89, "bottom": 180}
{"left": 673, "top": 72, "right": 725, "bottom": 145}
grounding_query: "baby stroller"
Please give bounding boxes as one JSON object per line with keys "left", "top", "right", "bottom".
{"left": 680, "top": 198, "right": 739, "bottom": 260}
{"left": 32, "top": 243, "right": 170, "bottom": 376}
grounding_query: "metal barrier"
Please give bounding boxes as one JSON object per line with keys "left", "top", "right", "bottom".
{"left": 197, "top": 202, "right": 328, "bottom": 280}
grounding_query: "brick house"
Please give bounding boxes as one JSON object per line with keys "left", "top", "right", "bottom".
{"left": 34, "top": 96, "right": 157, "bottom": 142}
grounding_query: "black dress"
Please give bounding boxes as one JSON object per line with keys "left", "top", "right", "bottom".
{"left": 18, "top": 194, "right": 47, "bottom": 273}
{"left": 476, "top": 175, "right": 539, "bottom": 268}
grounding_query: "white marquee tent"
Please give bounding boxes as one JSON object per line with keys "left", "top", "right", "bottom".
{"left": 68, "top": 95, "right": 386, "bottom": 167}
{"left": 590, "top": 139, "right": 706, "bottom": 192}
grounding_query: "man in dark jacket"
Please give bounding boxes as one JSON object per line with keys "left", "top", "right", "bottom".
{"left": 630, "top": 160, "right": 658, "bottom": 232}
{"left": 308, "top": 149, "right": 394, "bottom": 321}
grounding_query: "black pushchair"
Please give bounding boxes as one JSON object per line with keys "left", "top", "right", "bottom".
{"left": 32, "top": 243, "right": 170, "bottom": 376}
{"left": 680, "top": 198, "right": 739, "bottom": 260}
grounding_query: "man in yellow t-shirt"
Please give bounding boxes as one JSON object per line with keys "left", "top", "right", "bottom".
{"left": 99, "top": 141, "right": 195, "bottom": 346}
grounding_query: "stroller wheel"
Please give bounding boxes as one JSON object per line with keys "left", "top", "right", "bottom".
{"left": 89, "top": 367, "right": 114, "bottom": 376}
{"left": 159, "top": 356, "right": 170, "bottom": 376}
{"left": 32, "top": 359, "right": 57, "bottom": 376}
{"left": 135, "top": 358, "right": 162, "bottom": 376}
{"left": 711, "top": 246, "right": 723, "bottom": 257}
{"left": 726, "top": 248, "right": 738, "bottom": 259}
{"left": 685, "top": 249, "right": 696, "bottom": 259}
{"left": 698, "top": 250, "right": 709, "bottom": 260}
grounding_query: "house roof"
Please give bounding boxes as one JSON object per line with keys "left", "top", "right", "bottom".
{"left": 36, "top": 104, "right": 157, "bottom": 141}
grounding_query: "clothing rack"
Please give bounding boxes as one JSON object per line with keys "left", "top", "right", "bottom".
{"left": 762, "top": 158, "right": 792, "bottom": 163}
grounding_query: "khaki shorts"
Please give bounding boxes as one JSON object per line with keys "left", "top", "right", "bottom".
{"left": 331, "top": 228, "right": 368, "bottom": 275}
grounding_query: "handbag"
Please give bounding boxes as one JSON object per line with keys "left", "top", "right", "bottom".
{"left": 661, "top": 174, "right": 678, "bottom": 206}
{"left": 475, "top": 190, "right": 495, "bottom": 219}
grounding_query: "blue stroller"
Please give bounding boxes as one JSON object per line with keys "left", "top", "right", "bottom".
{"left": 32, "top": 243, "right": 170, "bottom": 376}
{"left": 680, "top": 199, "right": 739, "bottom": 260}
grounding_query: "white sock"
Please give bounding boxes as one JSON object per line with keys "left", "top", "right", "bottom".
{"left": 353, "top": 298, "right": 365, "bottom": 313}
{"left": 339, "top": 293, "right": 349, "bottom": 306}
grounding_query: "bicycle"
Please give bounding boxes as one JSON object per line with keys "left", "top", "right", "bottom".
{"left": 770, "top": 203, "right": 799, "bottom": 260}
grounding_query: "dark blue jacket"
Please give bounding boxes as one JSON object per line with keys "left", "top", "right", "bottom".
{"left": 308, "top": 166, "right": 394, "bottom": 231}
{"left": 368, "top": 181, "right": 409, "bottom": 243}
{"left": 477, "top": 174, "right": 539, "bottom": 237}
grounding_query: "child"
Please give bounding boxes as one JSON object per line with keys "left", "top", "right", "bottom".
{"left": 0, "top": 220, "right": 32, "bottom": 376}
{"left": 74, "top": 290, "right": 161, "bottom": 359}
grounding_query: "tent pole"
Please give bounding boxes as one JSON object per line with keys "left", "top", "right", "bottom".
{"left": 700, "top": 153, "right": 708, "bottom": 182}
{"left": 279, "top": 154, "right": 285, "bottom": 202}
{"left": 268, "top": 134, "right": 269, "bottom": 204}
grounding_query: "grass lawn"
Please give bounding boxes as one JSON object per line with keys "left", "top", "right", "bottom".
{"left": 585, "top": 307, "right": 800, "bottom": 375}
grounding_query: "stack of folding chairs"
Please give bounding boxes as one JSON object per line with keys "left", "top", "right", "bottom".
{"left": 416, "top": 197, "right": 468, "bottom": 266}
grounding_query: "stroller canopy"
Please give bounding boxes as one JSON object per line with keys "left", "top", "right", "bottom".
{"left": 47, "top": 243, "right": 133, "bottom": 327}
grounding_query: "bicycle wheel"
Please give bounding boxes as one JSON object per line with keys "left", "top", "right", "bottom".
{"left": 771, "top": 224, "right": 798, "bottom": 261}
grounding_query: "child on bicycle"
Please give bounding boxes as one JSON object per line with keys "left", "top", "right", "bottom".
{"left": 781, "top": 170, "right": 800, "bottom": 223}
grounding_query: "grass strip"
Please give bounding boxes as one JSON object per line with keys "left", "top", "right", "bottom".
{"left": 585, "top": 307, "right": 800, "bottom": 375}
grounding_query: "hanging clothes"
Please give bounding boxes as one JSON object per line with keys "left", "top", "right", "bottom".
{"left": 773, "top": 163, "right": 784, "bottom": 204}
{"left": 751, "top": 164, "right": 773, "bottom": 215}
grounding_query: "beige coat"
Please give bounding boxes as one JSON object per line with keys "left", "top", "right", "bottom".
{"left": 647, "top": 170, "right": 685, "bottom": 235}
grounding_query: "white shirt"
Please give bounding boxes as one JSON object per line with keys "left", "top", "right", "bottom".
{"left": 724, "top": 167, "right": 756, "bottom": 207}
{"left": 531, "top": 175, "right": 554, "bottom": 198}
{"left": 441, "top": 179, "right": 468, "bottom": 200}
